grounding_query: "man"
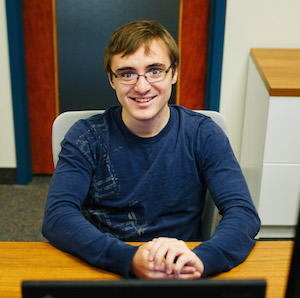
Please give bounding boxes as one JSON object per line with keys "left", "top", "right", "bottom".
{"left": 42, "top": 20, "right": 260, "bottom": 279}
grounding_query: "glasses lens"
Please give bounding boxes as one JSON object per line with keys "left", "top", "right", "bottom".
{"left": 146, "top": 70, "right": 166, "bottom": 83}
{"left": 118, "top": 73, "right": 138, "bottom": 84}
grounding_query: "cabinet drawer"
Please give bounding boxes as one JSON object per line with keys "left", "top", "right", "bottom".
{"left": 258, "top": 164, "right": 300, "bottom": 226}
{"left": 263, "top": 96, "right": 300, "bottom": 163}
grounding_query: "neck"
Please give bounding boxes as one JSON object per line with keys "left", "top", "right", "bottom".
{"left": 122, "top": 106, "right": 170, "bottom": 138}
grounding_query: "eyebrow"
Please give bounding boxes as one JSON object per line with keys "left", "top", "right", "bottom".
{"left": 116, "top": 63, "right": 166, "bottom": 73}
{"left": 148, "top": 63, "right": 166, "bottom": 68}
{"left": 116, "top": 67, "right": 135, "bottom": 72}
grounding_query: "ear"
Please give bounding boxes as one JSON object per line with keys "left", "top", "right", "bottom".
{"left": 108, "top": 73, "right": 116, "bottom": 90}
{"left": 171, "top": 67, "right": 178, "bottom": 85}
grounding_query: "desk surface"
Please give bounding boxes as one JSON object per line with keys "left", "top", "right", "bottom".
{"left": 251, "top": 48, "right": 300, "bottom": 96}
{"left": 0, "top": 241, "right": 293, "bottom": 298}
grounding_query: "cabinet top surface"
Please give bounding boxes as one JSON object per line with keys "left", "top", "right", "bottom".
{"left": 251, "top": 48, "right": 300, "bottom": 96}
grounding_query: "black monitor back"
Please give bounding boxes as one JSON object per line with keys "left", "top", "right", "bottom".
{"left": 22, "top": 279, "right": 266, "bottom": 298}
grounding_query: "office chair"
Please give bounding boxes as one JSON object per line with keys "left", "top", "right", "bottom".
{"left": 52, "top": 109, "right": 228, "bottom": 240}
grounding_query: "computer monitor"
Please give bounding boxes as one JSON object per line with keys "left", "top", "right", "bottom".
{"left": 22, "top": 279, "right": 266, "bottom": 298}
{"left": 285, "top": 207, "right": 300, "bottom": 298}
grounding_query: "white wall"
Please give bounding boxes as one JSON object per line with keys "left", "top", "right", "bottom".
{"left": 220, "top": 0, "right": 300, "bottom": 160}
{"left": 0, "top": 0, "right": 16, "bottom": 168}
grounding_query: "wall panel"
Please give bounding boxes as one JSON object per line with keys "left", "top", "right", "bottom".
{"left": 22, "top": 0, "right": 56, "bottom": 174}
{"left": 55, "top": 0, "right": 179, "bottom": 112}
{"left": 179, "top": 0, "right": 210, "bottom": 109}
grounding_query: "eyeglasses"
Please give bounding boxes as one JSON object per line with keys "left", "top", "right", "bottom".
{"left": 111, "top": 64, "right": 174, "bottom": 85}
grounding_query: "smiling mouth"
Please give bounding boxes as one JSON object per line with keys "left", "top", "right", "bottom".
{"left": 131, "top": 96, "right": 155, "bottom": 103}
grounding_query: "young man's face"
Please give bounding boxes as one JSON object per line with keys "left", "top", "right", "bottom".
{"left": 108, "top": 38, "right": 178, "bottom": 135}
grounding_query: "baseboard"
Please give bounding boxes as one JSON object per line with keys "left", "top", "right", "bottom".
{"left": 0, "top": 168, "right": 17, "bottom": 184}
{"left": 256, "top": 225, "right": 297, "bottom": 239}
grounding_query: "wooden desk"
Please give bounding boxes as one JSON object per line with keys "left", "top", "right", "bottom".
{"left": 250, "top": 49, "right": 300, "bottom": 96}
{"left": 0, "top": 241, "right": 293, "bottom": 298}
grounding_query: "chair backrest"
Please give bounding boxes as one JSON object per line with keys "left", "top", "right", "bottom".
{"left": 52, "top": 109, "right": 228, "bottom": 240}
{"left": 52, "top": 110, "right": 105, "bottom": 168}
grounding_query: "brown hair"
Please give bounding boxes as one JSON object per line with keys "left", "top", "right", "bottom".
{"left": 103, "top": 20, "right": 179, "bottom": 74}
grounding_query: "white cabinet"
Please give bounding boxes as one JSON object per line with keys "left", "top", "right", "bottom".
{"left": 241, "top": 49, "right": 300, "bottom": 238}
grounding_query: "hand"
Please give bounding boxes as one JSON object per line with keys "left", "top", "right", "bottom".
{"left": 131, "top": 242, "right": 169, "bottom": 279}
{"left": 148, "top": 237, "right": 204, "bottom": 279}
{"left": 131, "top": 238, "right": 204, "bottom": 279}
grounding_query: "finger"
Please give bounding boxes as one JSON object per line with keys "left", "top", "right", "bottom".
{"left": 146, "top": 269, "right": 199, "bottom": 280}
{"left": 152, "top": 269, "right": 201, "bottom": 280}
{"left": 153, "top": 244, "right": 170, "bottom": 271}
{"left": 147, "top": 271, "right": 174, "bottom": 279}
{"left": 143, "top": 262, "right": 175, "bottom": 279}
{"left": 145, "top": 263, "right": 201, "bottom": 279}
{"left": 164, "top": 248, "right": 179, "bottom": 274}
{"left": 144, "top": 240, "right": 155, "bottom": 251}
{"left": 175, "top": 271, "right": 202, "bottom": 280}
{"left": 151, "top": 239, "right": 184, "bottom": 272}
{"left": 164, "top": 240, "right": 190, "bottom": 275}
{"left": 173, "top": 254, "right": 191, "bottom": 277}
{"left": 148, "top": 238, "right": 174, "bottom": 262}
{"left": 174, "top": 252, "right": 204, "bottom": 278}
{"left": 172, "top": 250, "right": 197, "bottom": 277}
{"left": 147, "top": 240, "right": 160, "bottom": 261}
{"left": 161, "top": 261, "right": 197, "bottom": 274}
{"left": 179, "top": 265, "right": 197, "bottom": 274}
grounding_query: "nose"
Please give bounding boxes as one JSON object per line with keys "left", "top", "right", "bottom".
{"left": 134, "top": 75, "right": 151, "bottom": 94}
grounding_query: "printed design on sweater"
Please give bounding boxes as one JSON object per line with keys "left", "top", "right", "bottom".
{"left": 76, "top": 120, "right": 120, "bottom": 198}
{"left": 77, "top": 121, "right": 148, "bottom": 240}
{"left": 82, "top": 199, "right": 147, "bottom": 240}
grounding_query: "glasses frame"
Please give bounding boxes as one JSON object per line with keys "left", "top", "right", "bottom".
{"left": 111, "top": 64, "right": 174, "bottom": 85}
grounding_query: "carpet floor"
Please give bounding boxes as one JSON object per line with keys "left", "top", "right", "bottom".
{"left": 0, "top": 175, "right": 51, "bottom": 241}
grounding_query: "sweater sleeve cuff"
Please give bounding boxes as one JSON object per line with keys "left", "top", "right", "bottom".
{"left": 193, "top": 243, "right": 229, "bottom": 277}
{"left": 107, "top": 242, "right": 139, "bottom": 278}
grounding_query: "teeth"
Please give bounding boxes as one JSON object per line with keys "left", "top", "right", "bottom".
{"left": 134, "top": 97, "right": 153, "bottom": 103}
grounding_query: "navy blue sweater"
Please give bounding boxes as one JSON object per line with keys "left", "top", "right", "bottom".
{"left": 42, "top": 105, "right": 260, "bottom": 277}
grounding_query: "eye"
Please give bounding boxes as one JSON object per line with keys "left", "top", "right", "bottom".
{"left": 150, "top": 68, "right": 163, "bottom": 75}
{"left": 120, "top": 72, "right": 135, "bottom": 78}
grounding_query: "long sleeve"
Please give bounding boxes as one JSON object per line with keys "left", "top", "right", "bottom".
{"left": 192, "top": 118, "right": 261, "bottom": 276}
{"left": 42, "top": 120, "right": 138, "bottom": 277}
